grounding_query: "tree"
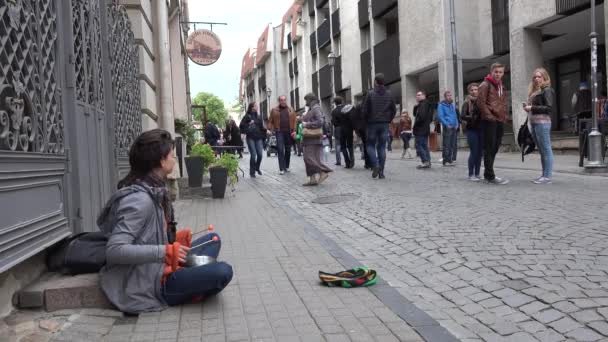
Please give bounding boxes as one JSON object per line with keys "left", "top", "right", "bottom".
{"left": 192, "top": 92, "right": 229, "bottom": 127}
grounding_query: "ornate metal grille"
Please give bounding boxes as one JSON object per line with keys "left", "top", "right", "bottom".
{"left": 72, "top": 0, "right": 105, "bottom": 109}
{"left": 107, "top": 0, "right": 141, "bottom": 158}
{"left": 0, "top": 0, "right": 63, "bottom": 153}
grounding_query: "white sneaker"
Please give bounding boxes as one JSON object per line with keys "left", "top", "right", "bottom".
{"left": 487, "top": 177, "right": 509, "bottom": 185}
{"left": 285, "top": 168, "right": 291, "bottom": 173}
{"left": 533, "top": 177, "right": 552, "bottom": 184}
{"left": 468, "top": 176, "right": 481, "bottom": 182}
{"left": 279, "top": 170, "right": 285, "bottom": 175}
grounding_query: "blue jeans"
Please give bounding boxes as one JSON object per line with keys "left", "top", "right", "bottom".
{"left": 275, "top": 131, "right": 292, "bottom": 171}
{"left": 466, "top": 129, "right": 482, "bottom": 176}
{"left": 366, "top": 123, "right": 389, "bottom": 170}
{"left": 161, "top": 233, "right": 233, "bottom": 306}
{"left": 415, "top": 135, "right": 430, "bottom": 163}
{"left": 531, "top": 123, "right": 553, "bottom": 178}
{"left": 246, "top": 138, "right": 263, "bottom": 175}
{"left": 442, "top": 126, "right": 458, "bottom": 163}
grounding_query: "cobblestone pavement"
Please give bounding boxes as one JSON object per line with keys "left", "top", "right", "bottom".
{"left": 18, "top": 178, "right": 428, "bottom": 342}
{"left": 248, "top": 149, "right": 608, "bottom": 342}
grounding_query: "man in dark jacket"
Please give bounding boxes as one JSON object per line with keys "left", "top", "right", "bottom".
{"left": 363, "top": 73, "right": 397, "bottom": 179}
{"left": 204, "top": 122, "right": 220, "bottom": 146}
{"left": 478, "top": 63, "right": 509, "bottom": 184}
{"left": 331, "top": 96, "right": 355, "bottom": 168}
{"left": 351, "top": 100, "right": 371, "bottom": 169}
{"left": 413, "top": 90, "right": 434, "bottom": 169}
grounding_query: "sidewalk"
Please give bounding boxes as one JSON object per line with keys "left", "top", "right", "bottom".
{"left": 387, "top": 149, "right": 608, "bottom": 177}
{"left": 6, "top": 180, "right": 446, "bottom": 342}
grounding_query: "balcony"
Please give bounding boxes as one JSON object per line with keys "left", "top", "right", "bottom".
{"left": 334, "top": 56, "right": 342, "bottom": 93}
{"left": 319, "top": 64, "right": 332, "bottom": 99}
{"left": 308, "top": 0, "right": 315, "bottom": 16}
{"left": 360, "top": 49, "right": 372, "bottom": 91}
{"left": 556, "top": 0, "right": 604, "bottom": 15}
{"left": 310, "top": 31, "right": 317, "bottom": 54}
{"left": 332, "top": 9, "right": 340, "bottom": 37}
{"left": 373, "top": 35, "right": 400, "bottom": 85}
{"left": 372, "top": 0, "right": 397, "bottom": 18}
{"left": 312, "top": 71, "right": 319, "bottom": 98}
{"left": 358, "top": 0, "right": 369, "bottom": 28}
{"left": 317, "top": 19, "right": 331, "bottom": 49}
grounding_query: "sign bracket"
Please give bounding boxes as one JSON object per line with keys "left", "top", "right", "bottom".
{"left": 181, "top": 21, "right": 228, "bottom": 32}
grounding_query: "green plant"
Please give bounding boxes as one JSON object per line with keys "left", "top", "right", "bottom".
{"left": 189, "top": 143, "right": 216, "bottom": 172}
{"left": 212, "top": 153, "right": 239, "bottom": 186}
{"left": 174, "top": 118, "right": 196, "bottom": 150}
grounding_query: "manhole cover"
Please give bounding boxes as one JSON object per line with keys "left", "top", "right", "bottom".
{"left": 312, "top": 194, "right": 360, "bottom": 204}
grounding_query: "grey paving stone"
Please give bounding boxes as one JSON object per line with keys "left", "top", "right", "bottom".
{"left": 570, "top": 309, "right": 604, "bottom": 323}
{"left": 502, "top": 293, "right": 536, "bottom": 308}
{"left": 519, "top": 301, "right": 550, "bottom": 315}
{"left": 532, "top": 329, "right": 564, "bottom": 342}
{"left": 565, "top": 327, "right": 603, "bottom": 341}
{"left": 587, "top": 321, "right": 608, "bottom": 336}
{"left": 551, "top": 301, "right": 580, "bottom": 314}
{"left": 502, "top": 332, "right": 539, "bottom": 342}
{"left": 549, "top": 317, "right": 583, "bottom": 334}
{"left": 532, "top": 309, "right": 565, "bottom": 324}
{"left": 491, "top": 321, "right": 520, "bottom": 336}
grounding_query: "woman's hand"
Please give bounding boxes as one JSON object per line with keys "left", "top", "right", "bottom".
{"left": 178, "top": 245, "right": 191, "bottom": 263}
{"left": 524, "top": 105, "right": 532, "bottom": 112}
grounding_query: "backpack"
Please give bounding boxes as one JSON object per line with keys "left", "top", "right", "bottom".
{"left": 46, "top": 232, "right": 108, "bottom": 275}
{"left": 517, "top": 118, "right": 536, "bottom": 162}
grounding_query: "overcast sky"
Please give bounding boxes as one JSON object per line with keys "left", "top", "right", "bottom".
{"left": 186, "top": 0, "right": 293, "bottom": 107}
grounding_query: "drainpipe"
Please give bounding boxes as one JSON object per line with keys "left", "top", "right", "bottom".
{"left": 157, "top": 0, "right": 175, "bottom": 134}
{"left": 448, "top": 0, "right": 460, "bottom": 108}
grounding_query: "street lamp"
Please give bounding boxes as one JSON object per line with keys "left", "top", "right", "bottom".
{"left": 584, "top": 0, "right": 607, "bottom": 172}
{"left": 328, "top": 51, "right": 337, "bottom": 101}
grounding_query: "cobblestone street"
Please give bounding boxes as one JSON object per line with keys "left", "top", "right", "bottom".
{"left": 247, "top": 150, "right": 608, "bottom": 342}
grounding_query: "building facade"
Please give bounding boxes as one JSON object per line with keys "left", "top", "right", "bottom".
{"left": 240, "top": 0, "right": 607, "bottom": 137}
{"left": 0, "top": 0, "right": 191, "bottom": 316}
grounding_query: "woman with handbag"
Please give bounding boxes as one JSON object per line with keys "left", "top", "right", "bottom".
{"left": 301, "top": 93, "right": 333, "bottom": 186}
{"left": 524, "top": 67, "right": 554, "bottom": 184}
{"left": 239, "top": 102, "right": 266, "bottom": 177}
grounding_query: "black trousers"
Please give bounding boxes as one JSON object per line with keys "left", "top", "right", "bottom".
{"left": 356, "top": 128, "right": 371, "bottom": 168}
{"left": 340, "top": 127, "right": 354, "bottom": 166}
{"left": 481, "top": 120, "right": 504, "bottom": 180}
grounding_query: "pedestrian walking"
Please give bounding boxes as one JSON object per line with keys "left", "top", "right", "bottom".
{"left": 352, "top": 101, "right": 372, "bottom": 169}
{"left": 268, "top": 95, "right": 297, "bottom": 175}
{"left": 225, "top": 119, "right": 244, "bottom": 158}
{"left": 331, "top": 120, "right": 342, "bottom": 166}
{"left": 332, "top": 97, "right": 355, "bottom": 168}
{"left": 301, "top": 93, "right": 332, "bottom": 186}
{"left": 204, "top": 122, "right": 220, "bottom": 146}
{"left": 438, "top": 90, "right": 459, "bottom": 166}
{"left": 524, "top": 67, "right": 555, "bottom": 184}
{"left": 398, "top": 111, "right": 414, "bottom": 159}
{"left": 478, "top": 63, "right": 509, "bottom": 184}
{"left": 99, "top": 129, "right": 233, "bottom": 313}
{"left": 413, "top": 90, "right": 434, "bottom": 169}
{"left": 461, "top": 83, "right": 483, "bottom": 181}
{"left": 363, "top": 73, "right": 397, "bottom": 179}
{"left": 387, "top": 120, "right": 395, "bottom": 152}
{"left": 239, "top": 102, "right": 266, "bottom": 178}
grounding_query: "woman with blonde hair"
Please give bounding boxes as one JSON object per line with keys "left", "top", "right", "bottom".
{"left": 523, "top": 68, "right": 554, "bottom": 184}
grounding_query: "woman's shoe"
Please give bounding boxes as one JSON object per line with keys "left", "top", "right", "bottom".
{"left": 317, "top": 172, "right": 329, "bottom": 184}
{"left": 302, "top": 176, "right": 318, "bottom": 186}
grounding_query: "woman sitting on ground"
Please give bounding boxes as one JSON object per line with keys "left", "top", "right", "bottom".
{"left": 98, "top": 129, "right": 233, "bottom": 314}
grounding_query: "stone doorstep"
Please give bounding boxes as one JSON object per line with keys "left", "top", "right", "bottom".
{"left": 178, "top": 180, "right": 213, "bottom": 199}
{"left": 15, "top": 273, "right": 113, "bottom": 312}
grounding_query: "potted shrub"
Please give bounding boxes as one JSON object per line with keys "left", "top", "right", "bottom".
{"left": 185, "top": 143, "right": 215, "bottom": 187}
{"left": 209, "top": 153, "right": 239, "bottom": 198}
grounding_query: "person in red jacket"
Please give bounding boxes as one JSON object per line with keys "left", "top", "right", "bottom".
{"left": 478, "top": 63, "right": 509, "bottom": 185}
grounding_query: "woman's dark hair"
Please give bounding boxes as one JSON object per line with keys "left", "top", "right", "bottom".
{"left": 246, "top": 102, "right": 257, "bottom": 113}
{"left": 117, "top": 129, "right": 175, "bottom": 189}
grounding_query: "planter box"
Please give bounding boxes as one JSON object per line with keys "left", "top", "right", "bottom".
{"left": 209, "top": 166, "right": 228, "bottom": 199}
{"left": 184, "top": 156, "right": 203, "bottom": 187}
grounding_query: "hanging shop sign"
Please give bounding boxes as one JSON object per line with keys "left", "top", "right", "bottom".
{"left": 186, "top": 29, "right": 222, "bottom": 66}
